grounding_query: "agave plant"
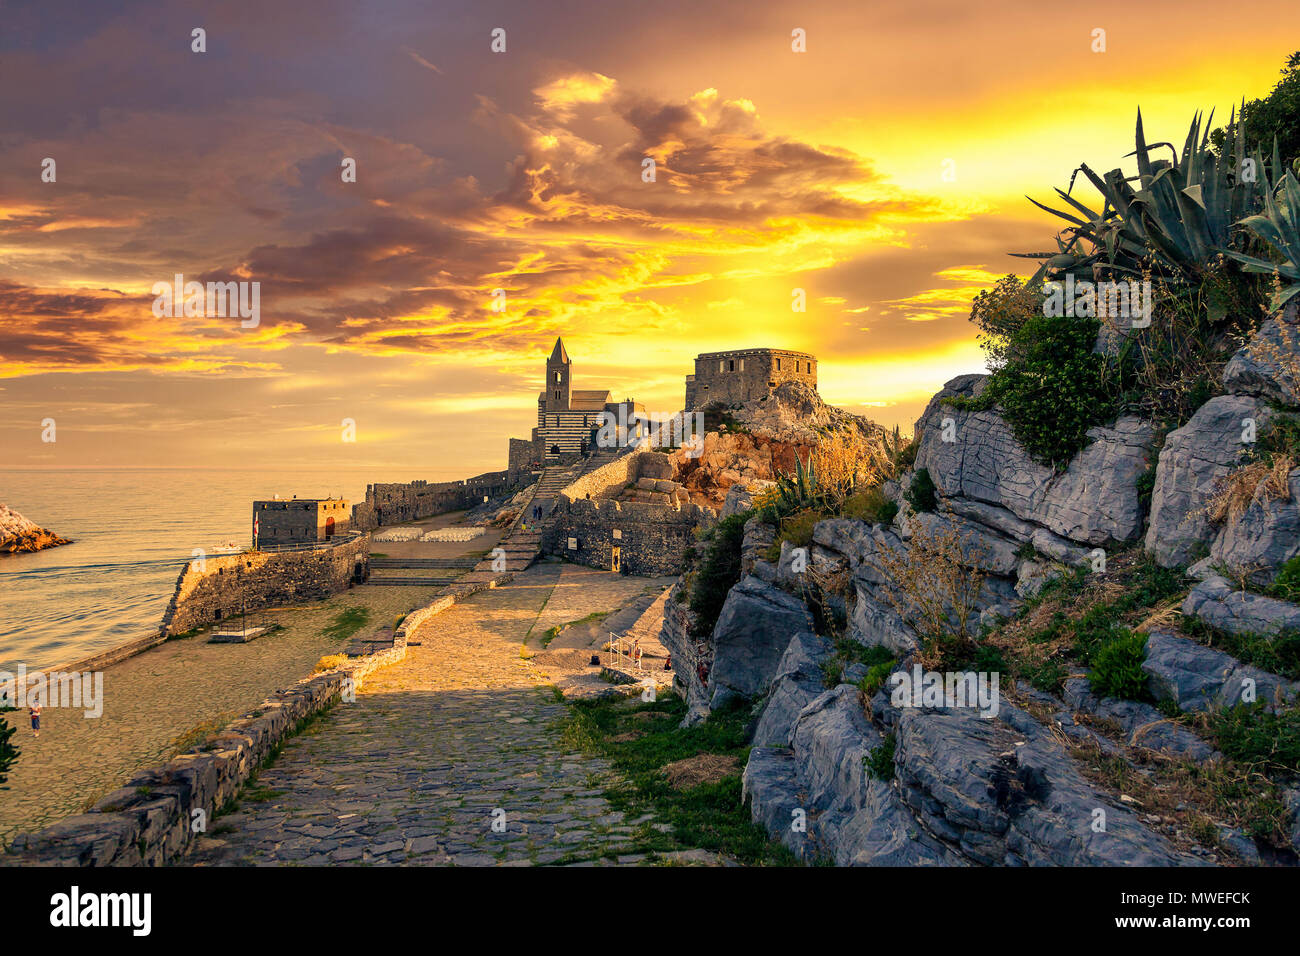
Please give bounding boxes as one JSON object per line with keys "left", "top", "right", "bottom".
{"left": 776, "top": 452, "right": 822, "bottom": 511}
{"left": 1225, "top": 164, "right": 1300, "bottom": 309}
{"left": 1018, "top": 108, "right": 1270, "bottom": 288}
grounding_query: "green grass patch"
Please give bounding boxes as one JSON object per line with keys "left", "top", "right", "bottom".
{"left": 1208, "top": 703, "right": 1300, "bottom": 774}
{"left": 864, "top": 734, "right": 896, "bottom": 781}
{"left": 1088, "top": 630, "right": 1150, "bottom": 701}
{"left": 559, "top": 694, "right": 797, "bottom": 865}
{"left": 323, "top": 605, "right": 371, "bottom": 642}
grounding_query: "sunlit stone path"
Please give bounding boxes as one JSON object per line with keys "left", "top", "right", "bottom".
{"left": 186, "top": 563, "right": 685, "bottom": 866}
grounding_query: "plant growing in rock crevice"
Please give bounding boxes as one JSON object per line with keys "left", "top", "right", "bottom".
{"left": 687, "top": 513, "right": 747, "bottom": 642}
{"left": 874, "top": 521, "right": 987, "bottom": 668}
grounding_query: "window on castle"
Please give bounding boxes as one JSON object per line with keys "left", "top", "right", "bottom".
{"left": 554, "top": 371, "right": 561, "bottom": 383}
{"left": 728, "top": 359, "right": 735, "bottom": 371}
{"left": 719, "top": 360, "right": 724, "bottom": 373}
{"left": 776, "top": 358, "right": 781, "bottom": 370}
{"left": 739, "top": 359, "right": 745, "bottom": 371}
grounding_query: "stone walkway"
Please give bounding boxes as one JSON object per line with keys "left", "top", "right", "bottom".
{"left": 186, "top": 563, "right": 689, "bottom": 866}
{"left": 0, "top": 581, "right": 450, "bottom": 846}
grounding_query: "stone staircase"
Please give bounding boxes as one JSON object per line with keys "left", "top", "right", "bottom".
{"left": 467, "top": 451, "right": 621, "bottom": 578}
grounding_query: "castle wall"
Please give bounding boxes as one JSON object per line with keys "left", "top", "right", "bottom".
{"left": 509, "top": 437, "right": 538, "bottom": 478}
{"left": 350, "top": 471, "right": 512, "bottom": 530}
{"left": 159, "top": 535, "right": 372, "bottom": 637}
{"left": 688, "top": 348, "right": 817, "bottom": 408}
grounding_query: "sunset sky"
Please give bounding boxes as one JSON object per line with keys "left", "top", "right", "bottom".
{"left": 2, "top": 0, "right": 1297, "bottom": 479}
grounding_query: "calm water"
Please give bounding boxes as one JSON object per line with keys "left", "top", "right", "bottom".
{"left": 0, "top": 469, "right": 388, "bottom": 673}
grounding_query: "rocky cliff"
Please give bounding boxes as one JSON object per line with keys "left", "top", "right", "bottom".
{"left": 662, "top": 305, "right": 1300, "bottom": 866}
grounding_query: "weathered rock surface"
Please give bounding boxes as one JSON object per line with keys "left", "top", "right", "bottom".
{"left": 1183, "top": 575, "right": 1300, "bottom": 638}
{"left": 914, "top": 376, "right": 1153, "bottom": 546}
{"left": 0, "top": 503, "right": 70, "bottom": 554}
{"left": 1061, "top": 678, "right": 1218, "bottom": 760}
{"left": 721, "top": 479, "right": 775, "bottom": 518}
{"left": 1145, "top": 395, "right": 1273, "bottom": 567}
{"left": 732, "top": 380, "right": 882, "bottom": 446}
{"left": 745, "top": 685, "right": 960, "bottom": 865}
{"left": 1207, "top": 468, "right": 1300, "bottom": 585}
{"left": 753, "top": 632, "right": 835, "bottom": 747}
{"left": 1221, "top": 302, "right": 1300, "bottom": 406}
{"left": 1142, "top": 629, "right": 1300, "bottom": 713}
{"left": 708, "top": 575, "right": 809, "bottom": 707}
{"left": 894, "top": 705, "right": 1195, "bottom": 865}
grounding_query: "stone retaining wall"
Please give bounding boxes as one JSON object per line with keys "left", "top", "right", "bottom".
{"left": 158, "top": 535, "right": 371, "bottom": 637}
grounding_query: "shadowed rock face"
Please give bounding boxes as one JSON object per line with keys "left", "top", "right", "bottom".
{"left": 1184, "top": 575, "right": 1300, "bottom": 637}
{"left": 1144, "top": 395, "right": 1273, "bottom": 568}
{"left": 0, "top": 503, "right": 69, "bottom": 554}
{"left": 1222, "top": 302, "right": 1300, "bottom": 406}
{"left": 1142, "top": 628, "right": 1300, "bottom": 713}
{"left": 708, "top": 575, "right": 810, "bottom": 708}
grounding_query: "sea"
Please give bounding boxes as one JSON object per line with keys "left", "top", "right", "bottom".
{"left": 0, "top": 468, "right": 406, "bottom": 674}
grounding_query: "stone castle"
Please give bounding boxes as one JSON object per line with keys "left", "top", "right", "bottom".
{"left": 509, "top": 340, "right": 820, "bottom": 472}
{"left": 685, "top": 348, "right": 817, "bottom": 409}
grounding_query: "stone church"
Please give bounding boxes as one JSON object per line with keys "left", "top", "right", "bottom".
{"left": 508, "top": 338, "right": 645, "bottom": 471}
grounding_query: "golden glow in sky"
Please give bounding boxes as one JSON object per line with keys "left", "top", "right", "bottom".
{"left": 0, "top": 0, "right": 1295, "bottom": 476}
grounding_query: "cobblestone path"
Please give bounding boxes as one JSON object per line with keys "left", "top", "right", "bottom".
{"left": 0, "top": 581, "right": 444, "bottom": 846}
{"left": 187, "top": 563, "right": 684, "bottom": 866}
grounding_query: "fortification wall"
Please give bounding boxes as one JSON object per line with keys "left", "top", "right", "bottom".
{"left": 547, "top": 497, "right": 713, "bottom": 576}
{"left": 351, "top": 470, "right": 512, "bottom": 530}
{"left": 558, "top": 450, "right": 675, "bottom": 503}
{"left": 158, "top": 535, "right": 370, "bottom": 637}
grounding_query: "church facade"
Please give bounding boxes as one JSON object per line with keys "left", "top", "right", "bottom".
{"left": 509, "top": 338, "right": 645, "bottom": 471}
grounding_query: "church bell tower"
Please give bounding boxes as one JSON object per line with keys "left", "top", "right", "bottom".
{"left": 545, "top": 337, "right": 571, "bottom": 413}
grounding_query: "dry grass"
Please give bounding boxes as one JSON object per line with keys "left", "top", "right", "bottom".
{"left": 1133, "top": 600, "right": 1183, "bottom": 634}
{"left": 662, "top": 753, "right": 741, "bottom": 790}
{"left": 810, "top": 429, "right": 893, "bottom": 510}
{"left": 874, "top": 519, "right": 987, "bottom": 663}
{"left": 1206, "top": 454, "right": 1294, "bottom": 531}
{"left": 313, "top": 653, "right": 348, "bottom": 673}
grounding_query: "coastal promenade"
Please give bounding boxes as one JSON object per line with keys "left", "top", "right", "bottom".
{"left": 185, "top": 564, "right": 693, "bottom": 866}
{"left": 0, "top": 513, "right": 493, "bottom": 846}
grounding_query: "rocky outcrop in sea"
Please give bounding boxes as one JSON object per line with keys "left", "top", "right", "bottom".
{"left": 0, "top": 503, "right": 70, "bottom": 554}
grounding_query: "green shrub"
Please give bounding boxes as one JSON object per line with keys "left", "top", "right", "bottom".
{"left": 905, "top": 468, "right": 937, "bottom": 513}
{"left": 843, "top": 486, "right": 898, "bottom": 525}
{"left": 764, "top": 508, "right": 824, "bottom": 562}
{"left": 864, "top": 734, "right": 896, "bottom": 781}
{"left": 1272, "top": 556, "right": 1300, "bottom": 602}
{"left": 983, "top": 313, "right": 1113, "bottom": 469}
{"left": 858, "top": 660, "right": 895, "bottom": 697}
{"left": 969, "top": 274, "right": 1045, "bottom": 370}
{"left": 1210, "top": 703, "right": 1300, "bottom": 773}
{"left": 0, "top": 708, "right": 18, "bottom": 786}
{"left": 688, "top": 513, "right": 748, "bottom": 641}
{"left": 1088, "top": 630, "right": 1150, "bottom": 701}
